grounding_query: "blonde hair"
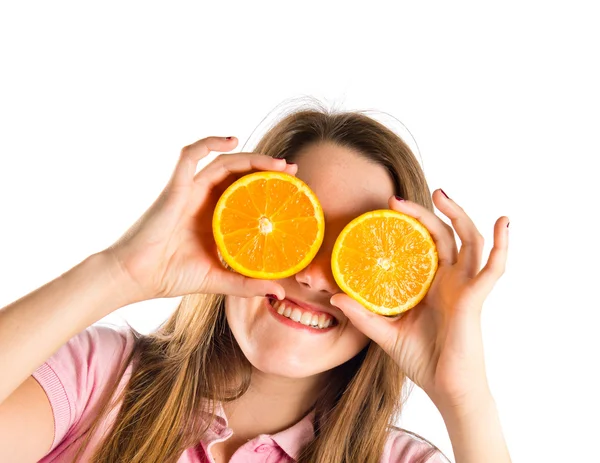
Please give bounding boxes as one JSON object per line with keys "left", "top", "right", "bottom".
{"left": 76, "top": 101, "right": 435, "bottom": 462}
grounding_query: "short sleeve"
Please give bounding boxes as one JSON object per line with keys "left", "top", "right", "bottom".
{"left": 383, "top": 428, "right": 451, "bottom": 463}
{"left": 31, "top": 324, "right": 134, "bottom": 453}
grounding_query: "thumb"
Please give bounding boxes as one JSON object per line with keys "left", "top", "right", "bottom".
{"left": 210, "top": 268, "right": 285, "bottom": 300}
{"left": 330, "top": 293, "right": 397, "bottom": 348}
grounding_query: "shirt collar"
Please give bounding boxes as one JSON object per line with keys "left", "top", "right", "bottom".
{"left": 199, "top": 401, "right": 316, "bottom": 461}
{"left": 199, "top": 401, "right": 232, "bottom": 442}
{"left": 270, "top": 409, "right": 315, "bottom": 460}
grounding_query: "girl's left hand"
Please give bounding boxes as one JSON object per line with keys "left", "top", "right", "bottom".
{"left": 330, "top": 189, "right": 509, "bottom": 411}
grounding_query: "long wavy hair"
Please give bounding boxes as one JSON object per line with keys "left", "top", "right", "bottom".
{"left": 75, "top": 101, "right": 435, "bottom": 462}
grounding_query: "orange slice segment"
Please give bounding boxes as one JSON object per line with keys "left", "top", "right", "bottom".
{"left": 331, "top": 209, "right": 438, "bottom": 316}
{"left": 212, "top": 171, "right": 325, "bottom": 279}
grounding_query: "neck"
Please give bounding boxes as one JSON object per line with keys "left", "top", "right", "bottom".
{"left": 222, "top": 367, "right": 326, "bottom": 440}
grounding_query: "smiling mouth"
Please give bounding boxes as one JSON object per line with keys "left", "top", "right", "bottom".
{"left": 267, "top": 297, "right": 338, "bottom": 329}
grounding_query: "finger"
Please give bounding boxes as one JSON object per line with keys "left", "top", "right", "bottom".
{"left": 389, "top": 195, "right": 458, "bottom": 266}
{"left": 194, "top": 152, "right": 288, "bottom": 186}
{"left": 207, "top": 267, "right": 286, "bottom": 300}
{"left": 431, "top": 189, "right": 485, "bottom": 277}
{"left": 330, "top": 293, "right": 399, "bottom": 351}
{"left": 283, "top": 162, "right": 298, "bottom": 176}
{"left": 171, "top": 136, "right": 238, "bottom": 188}
{"left": 472, "top": 216, "right": 509, "bottom": 296}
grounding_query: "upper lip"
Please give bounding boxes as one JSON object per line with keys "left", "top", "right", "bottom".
{"left": 282, "top": 296, "right": 343, "bottom": 322}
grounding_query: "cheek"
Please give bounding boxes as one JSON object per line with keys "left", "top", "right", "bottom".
{"left": 340, "top": 324, "right": 371, "bottom": 359}
{"left": 225, "top": 296, "right": 285, "bottom": 365}
{"left": 224, "top": 296, "right": 259, "bottom": 350}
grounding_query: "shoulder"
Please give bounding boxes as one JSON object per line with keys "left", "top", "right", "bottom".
{"left": 33, "top": 322, "right": 136, "bottom": 407}
{"left": 71, "top": 323, "right": 134, "bottom": 359}
{"left": 382, "top": 426, "right": 451, "bottom": 463}
{"left": 31, "top": 324, "right": 136, "bottom": 452}
{"left": 41, "top": 324, "right": 135, "bottom": 378}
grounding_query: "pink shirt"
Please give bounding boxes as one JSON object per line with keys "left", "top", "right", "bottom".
{"left": 32, "top": 325, "right": 449, "bottom": 462}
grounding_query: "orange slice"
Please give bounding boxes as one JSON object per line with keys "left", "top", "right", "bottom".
{"left": 331, "top": 210, "right": 438, "bottom": 316}
{"left": 212, "top": 171, "right": 325, "bottom": 279}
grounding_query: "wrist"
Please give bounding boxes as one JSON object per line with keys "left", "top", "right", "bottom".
{"left": 436, "top": 392, "right": 511, "bottom": 463}
{"left": 431, "top": 382, "right": 493, "bottom": 419}
{"left": 436, "top": 390, "right": 494, "bottom": 423}
{"left": 92, "top": 250, "right": 148, "bottom": 307}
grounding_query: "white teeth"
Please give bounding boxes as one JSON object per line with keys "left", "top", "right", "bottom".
{"left": 318, "top": 313, "right": 327, "bottom": 328}
{"left": 311, "top": 314, "right": 319, "bottom": 326}
{"left": 290, "top": 308, "right": 302, "bottom": 322}
{"left": 271, "top": 300, "right": 335, "bottom": 329}
{"left": 300, "top": 312, "right": 313, "bottom": 326}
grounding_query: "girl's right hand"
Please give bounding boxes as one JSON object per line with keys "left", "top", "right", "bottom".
{"left": 105, "top": 136, "right": 293, "bottom": 303}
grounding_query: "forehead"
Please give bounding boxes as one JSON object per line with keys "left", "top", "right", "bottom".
{"left": 292, "top": 142, "right": 395, "bottom": 220}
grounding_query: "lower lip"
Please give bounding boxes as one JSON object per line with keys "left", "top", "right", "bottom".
{"left": 265, "top": 299, "right": 336, "bottom": 334}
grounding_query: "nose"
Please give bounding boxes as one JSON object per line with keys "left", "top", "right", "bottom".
{"left": 294, "top": 243, "right": 340, "bottom": 294}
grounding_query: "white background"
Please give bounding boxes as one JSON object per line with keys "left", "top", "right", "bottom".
{"left": 1, "top": 2, "right": 598, "bottom": 462}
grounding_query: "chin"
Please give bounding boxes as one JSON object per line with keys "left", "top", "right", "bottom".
{"left": 250, "top": 360, "right": 322, "bottom": 379}
{"left": 242, "top": 343, "right": 331, "bottom": 378}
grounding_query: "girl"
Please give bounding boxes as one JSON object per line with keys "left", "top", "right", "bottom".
{"left": 0, "top": 108, "right": 511, "bottom": 462}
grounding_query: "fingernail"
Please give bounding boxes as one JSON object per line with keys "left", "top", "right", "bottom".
{"left": 225, "top": 136, "right": 233, "bottom": 140}
{"left": 440, "top": 189, "right": 450, "bottom": 199}
{"left": 395, "top": 195, "right": 404, "bottom": 201}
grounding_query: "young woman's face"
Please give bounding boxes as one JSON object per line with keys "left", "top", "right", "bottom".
{"left": 225, "top": 142, "right": 396, "bottom": 379}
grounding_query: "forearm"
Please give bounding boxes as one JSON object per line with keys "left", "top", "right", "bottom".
{"left": 438, "top": 393, "right": 511, "bottom": 463}
{"left": 0, "top": 251, "right": 138, "bottom": 404}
